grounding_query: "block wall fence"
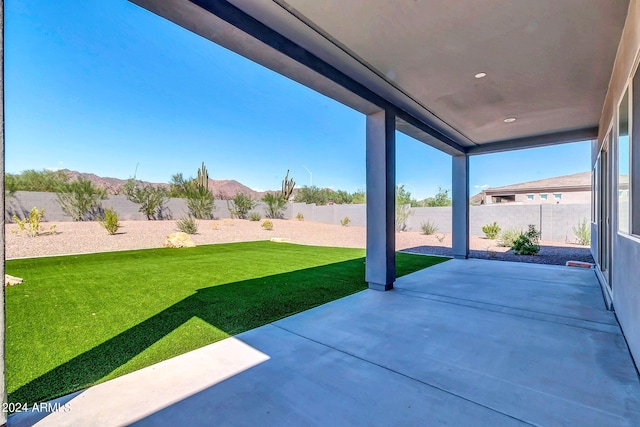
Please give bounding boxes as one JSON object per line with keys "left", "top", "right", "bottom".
{"left": 7, "top": 192, "right": 590, "bottom": 242}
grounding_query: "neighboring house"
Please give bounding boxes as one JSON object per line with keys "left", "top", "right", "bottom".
{"left": 482, "top": 172, "right": 592, "bottom": 204}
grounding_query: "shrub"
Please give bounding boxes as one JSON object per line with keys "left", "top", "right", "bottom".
{"left": 12, "top": 207, "right": 56, "bottom": 237}
{"left": 124, "top": 180, "right": 167, "bottom": 220}
{"left": 228, "top": 193, "right": 256, "bottom": 219}
{"left": 512, "top": 225, "right": 541, "bottom": 255}
{"left": 261, "top": 220, "right": 274, "bottom": 230}
{"left": 498, "top": 228, "right": 522, "bottom": 248}
{"left": 420, "top": 220, "right": 438, "bottom": 235}
{"left": 98, "top": 208, "right": 121, "bottom": 235}
{"left": 249, "top": 212, "right": 262, "bottom": 221}
{"left": 262, "top": 193, "right": 287, "bottom": 219}
{"left": 573, "top": 218, "right": 591, "bottom": 246}
{"left": 56, "top": 178, "right": 107, "bottom": 221}
{"left": 340, "top": 216, "right": 351, "bottom": 226}
{"left": 482, "top": 221, "right": 501, "bottom": 239}
{"left": 186, "top": 186, "right": 216, "bottom": 219}
{"left": 296, "top": 212, "right": 304, "bottom": 221}
{"left": 176, "top": 216, "right": 199, "bottom": 234}
{"left": 395, "top": 204, "right": 412, "bottom": 232}
{"left": 7, "top": 169, "right": 69, "bottom": 192}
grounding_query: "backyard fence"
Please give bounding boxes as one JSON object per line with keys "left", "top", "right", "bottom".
{"left": 7, "top": 192, "right": 590, "bottom": 242}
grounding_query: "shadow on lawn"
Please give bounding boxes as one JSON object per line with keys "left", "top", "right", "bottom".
{"left": 10, "top": 258, "right": 373, "bottom": 404}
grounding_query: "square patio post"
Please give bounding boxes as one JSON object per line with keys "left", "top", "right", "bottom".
{"left": 452, "top": 154, "right": 469, "bottom": 259}
{"left": 366, "top": 109, "right": 396, "bottom": 290}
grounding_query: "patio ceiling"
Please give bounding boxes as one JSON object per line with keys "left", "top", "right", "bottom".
{"left": 131, "top": 0, "right": 629, "bottom": 155}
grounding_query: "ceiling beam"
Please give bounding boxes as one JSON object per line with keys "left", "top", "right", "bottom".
{"left": 466, "top": 127, "right": 598, "bottom": 156}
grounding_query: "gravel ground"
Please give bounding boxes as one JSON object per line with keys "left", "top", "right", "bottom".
{"left": 5, "top": 219, "right": 593, "bottom": 266}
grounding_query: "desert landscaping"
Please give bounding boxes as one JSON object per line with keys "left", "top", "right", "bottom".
{"left": 5, "top": 218, "right": 593, "bottom": 265}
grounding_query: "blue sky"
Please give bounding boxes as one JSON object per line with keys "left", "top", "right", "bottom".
{"left": 6, "top": 0, "right": 591, "bottom": 200}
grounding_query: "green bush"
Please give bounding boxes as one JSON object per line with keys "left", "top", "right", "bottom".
{"left": 498, "top": 228, "right": 522, "bottom": 248}
{"left": 56, "top": 178, "right": 107, "bottom": 221}
{"left": 573, "top": 218, "right": 591, "bottom": 246}
{"left": 98, "top": 208, "right": 121, "bottom": 235}
{"left": 186, "top": 186, "right": 216, "bottom": 219}
{"left": 6, "top": 169, "right": 69, "bottom": 192}
{"left": 228, "top": 193, "right": 256, "bottom": 219}
{"left": 261, "top": 220, "right": 273, "bottom": 230}
{"left": 511, "top": 225, "right": 541, "bottom": 255}
{"left": 176, "top": 216, "right": 199, "bottom": 234}
{"left": 12, "top": 207, "right": 55, "bottom": 237}
{"left": 420, "top": 220, "right": 438, "bottom": 235}
{"left": 296, "top": 212, "right": 304, "bottom": 221}
{"left": 482, "top": 221, "right": 501, "bottom": 239}
{"left": 340, "top": 216, "right": 351, "bottom": 226}
{"left": 262, "top": 193, "right": 287, "bottom": 219}
{"left": 124, "top": 180, "right": 168, "bottom": 220}
{"left": 249, "top": 212, "right": 262, "bottom": 221}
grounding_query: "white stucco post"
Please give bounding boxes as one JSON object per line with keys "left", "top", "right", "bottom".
{"left": 452, "top": 154, "right": 469, "bottom": 259}
{"left": 366, "top": 110, "right": 396, "bottom": 290}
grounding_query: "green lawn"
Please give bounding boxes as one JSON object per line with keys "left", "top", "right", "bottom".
{"left": 6, "top": 241, "right": 448, "bottom": 404}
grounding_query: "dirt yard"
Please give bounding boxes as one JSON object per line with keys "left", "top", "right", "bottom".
{"left": 5, "top": 218, "right": 594, "bottom": 265}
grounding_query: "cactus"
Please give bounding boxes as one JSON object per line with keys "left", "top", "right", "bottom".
{"left": 281, "top": 170, "right": 295, "bottom": 200}
{"left": 197, "top": 161, "right": 209, "bottom": 190}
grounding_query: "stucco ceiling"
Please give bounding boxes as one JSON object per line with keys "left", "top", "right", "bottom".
{"left": 131, "top": 0, "right": 630, "bottom": 154}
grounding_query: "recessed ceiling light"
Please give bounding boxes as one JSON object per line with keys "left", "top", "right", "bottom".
{"left": 474, "top": 72, "right": 487, "bottom": 79}
{"left": 504, "top": 117, "right": 516, "bottom": 123}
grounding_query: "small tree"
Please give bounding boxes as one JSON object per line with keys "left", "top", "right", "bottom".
{"left": 56, "top": 178, "right": 107, "bottom": 221}
{"left": 425, "top": 186, "right": 452, "bottom": 207}
{"left": 185, "top": 182, "right": 216, "bottom": 219}
{"left": 395, "top": 184, "right": 412, "bottom": 231}
{"left": 124, "top": 180, "right": 167, "bottom": 220}
{"left": 263, "top": 193, "right": 287, "bottom": 219}
{"left": 228, "top": 192, "right": 256, "bottom": 219}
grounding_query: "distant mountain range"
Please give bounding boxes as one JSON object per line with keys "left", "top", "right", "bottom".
{"left": 62, "top": 170, "right": 274, "bottom": 200}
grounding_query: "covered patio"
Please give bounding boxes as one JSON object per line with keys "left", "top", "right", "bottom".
{"left": 11, "top": 259, "right": 640, "bottom": 426}
{"left": 3, "top": 1, "right": 640, "bottom": 425}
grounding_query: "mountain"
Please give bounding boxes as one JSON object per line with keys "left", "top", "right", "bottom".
{"left": 62, "top": 170, "right": 273, "bottom": 199}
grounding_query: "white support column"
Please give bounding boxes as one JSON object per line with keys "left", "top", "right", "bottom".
{"left": 452, "top": 154, "right": 469, "bottom": 259}
{"left": 366, "top": 109, "right": 395, "bottom": 291}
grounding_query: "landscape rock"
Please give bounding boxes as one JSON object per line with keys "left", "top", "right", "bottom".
{"left": 163, "top": 232, "right": 196, "bottom": 248}
{"left": 5, "top": 275, "right": 23, "bottom": 286}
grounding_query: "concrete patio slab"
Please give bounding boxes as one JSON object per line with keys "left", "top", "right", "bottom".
{"left": 9, "top": 259, "right": 640, "bottom": 426}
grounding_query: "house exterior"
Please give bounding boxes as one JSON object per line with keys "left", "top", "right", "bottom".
{"left": 2, "top": 1, "right": 640, "bottom": 422}
{"left": 482, "top": 171, "right": 592, "bottom": 205}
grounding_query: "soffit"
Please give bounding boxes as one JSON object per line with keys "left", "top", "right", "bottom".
{"left": 229, "top": 0, "right": 629, "bottom": 148}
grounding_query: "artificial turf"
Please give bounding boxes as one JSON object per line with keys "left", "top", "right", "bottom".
{"left": 5, "top": 241, "right": 448, "bottom": 405}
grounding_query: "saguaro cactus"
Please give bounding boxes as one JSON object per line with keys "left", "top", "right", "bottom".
{"left": 197, "top": 161, "right": 209, "bottom": 190}
{"left": 281, "top": 170, "right": 295, "bottom": 200}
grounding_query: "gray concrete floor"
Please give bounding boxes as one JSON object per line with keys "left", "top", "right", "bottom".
{"left": 10, "top": 259, "right": 640, "bottom": 426}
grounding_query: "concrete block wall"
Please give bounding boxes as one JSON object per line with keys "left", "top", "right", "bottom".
{"left": 6, "top": 192, "right": 590, "bottom": 242}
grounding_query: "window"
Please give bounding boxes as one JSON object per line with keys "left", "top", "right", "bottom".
{"left": 526, "top": 194, "right": 534, "bottom": 201}
{"left": 618, "top": 86, "right": 630, "bottom": 233}
{"left": 540, "top": 194, "right": 548, "bottom": 200}
{"left": 554, "top": 193, "right": 562, "bottom": 200}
